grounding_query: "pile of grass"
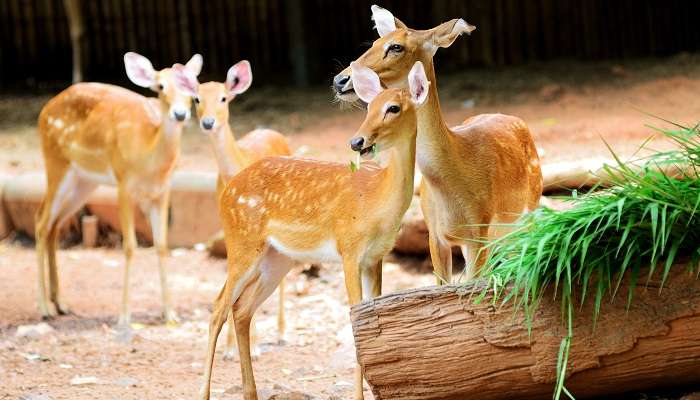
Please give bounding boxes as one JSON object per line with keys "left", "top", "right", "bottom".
{"left": 480, "top": 122, "right": 700, "bottom": 399}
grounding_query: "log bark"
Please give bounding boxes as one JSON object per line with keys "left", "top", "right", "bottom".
{"left": 351, "top": 265, "right": 700, "bottom": 400}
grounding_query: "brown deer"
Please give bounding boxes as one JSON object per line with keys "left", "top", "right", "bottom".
{"left": 333, "top": 5, "right": 543, "bottom": 282}
{"left": 199, "top": 61, "right": 430, "bottom": 400}
{"left": 172, "top": 61, "right": 291, "bottom": 356}
{"left": 34, "top": 52, "right": 202, "bottom": 327}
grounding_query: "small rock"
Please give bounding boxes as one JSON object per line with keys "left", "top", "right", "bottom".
{"left": 114, "top": 377, "right": 138, "bottom": 387}
{"left": 20, "top": 394, "right": 52, "bottom": 400}
{"left": 21, "top": 352, "right": 50, "bottom": 362}
{"left": 269, "top": 392, "right": 314, "bottom": 400}
{"left": 15, "top": 323, "right": 54, "bottom": 339}
{"left": 70, "top": 376, "right": 100, "bottom": 385}
{"left": 333, "top": 380, "right": 352, "bottom": 388}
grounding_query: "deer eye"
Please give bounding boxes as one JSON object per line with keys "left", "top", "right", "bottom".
{"left": 387, "top": 105, "right": 401, "bottom": 114}
{"left": 157, "top": 83, "right": 165, "bottom": 91}
{"left": 388, "top": 44, "right": 404, "bottom": 53}
{"left": 194, "top": 96, "right": 200, "bottom": 104}
{"left": 220, "top": 96, "right": 227, "bottom": 103}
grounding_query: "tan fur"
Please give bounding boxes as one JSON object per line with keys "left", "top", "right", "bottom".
{"left": 199, "top": 88, "right": 418, "bottom": 400}
{"left": 193, "top": 80, "right": 291, "bottom": 354}
{"left": 34, "top": 67, "right": 192, "bottom": 325}
{"left": 337, "top": 15, "right": 543, "bottom": 282}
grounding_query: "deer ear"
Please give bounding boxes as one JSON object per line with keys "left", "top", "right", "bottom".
{"left": 172, "top": 65, "right": 199, "bottom": 98}
{"left": 124, "top": 52, "right": 157, "bottom": 88}
{"left": 351, "top": 62, "right": 382, "bottom": 104}
{"left": 226, "top": 60, "right": 252, "bottom": 96}
{"left": 185, "top": 54, "right": 203, "bottom": 76}
{"left": 371, "top": 5, "right": 397, "bottom": 37}
{"left": 427, "top": 19, "right": 476, "bottom": 54}
{"left": 408, "top": 62, "right": 430, "bottom": 106}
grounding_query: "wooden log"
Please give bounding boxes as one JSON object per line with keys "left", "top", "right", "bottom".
{"left": 351, "top": 265, "right": 700, "bottom": 400}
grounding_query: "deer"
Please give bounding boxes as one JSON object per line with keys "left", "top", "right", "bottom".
{"left": 333, "top": 5, "right": 543, "bottom": 283}
{"left": 197, "top": 61, "right": 430, "bottom": 400}
{"left": 34, "top": 52, "right": 202, "bottom": 328}
{"left": 171, "top": 60, "right": 291, "bottom": 358}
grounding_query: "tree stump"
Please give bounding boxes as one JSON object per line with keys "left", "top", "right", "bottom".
{"left": 351, "top": 265, "right": 700, "bottom": 399}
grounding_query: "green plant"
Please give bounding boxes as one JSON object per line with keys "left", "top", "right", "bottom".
{"left": 480, "top": 122, "right": 700, "bottom": 399}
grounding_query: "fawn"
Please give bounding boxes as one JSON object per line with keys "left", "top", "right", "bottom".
{"left": 199, "top": 61, "right": 430, "bottom": 400}
{"left": 333, "top": 5, "right": 543, "bottom": 282}
{"left": 172, "top": 60, "right": 290, "bottom": 356}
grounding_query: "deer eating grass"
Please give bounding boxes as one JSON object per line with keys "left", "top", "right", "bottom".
{"left": 199, "top": 61, "right": 430, "bottom": 400}
{"left": 333, "top": 5, "right": 543, "bottom": 283}
{"left": 172, "top": 60, "right": 291, "bottom": 357}
{"left": 34, "top": 52, "right": 202, "bottom": 327}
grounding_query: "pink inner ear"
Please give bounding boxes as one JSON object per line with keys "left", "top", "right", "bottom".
{"left": 173, "top": 68, "right": 197, "bottom": 96}
{"left": 227, "top": 63, "right": 252, "bottom": 94}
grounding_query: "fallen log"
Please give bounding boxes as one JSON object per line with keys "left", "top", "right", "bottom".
{"left": 351, "top": 264, "right": 700, "bottom": 400}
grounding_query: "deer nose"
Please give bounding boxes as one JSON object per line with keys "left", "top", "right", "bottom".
{"left": 173, "top": 110, "right": 187, "bottom": 121}
{"left": 201, "top": 117, "right": 215, "bottom": 130}
{"left": 334, "top": 74, "right": 351, "bottom": 93}
{"left": 349, "top": 136, "right": 365, "bottom": 152}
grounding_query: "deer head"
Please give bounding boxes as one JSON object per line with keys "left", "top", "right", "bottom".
{"left": 124, "top": 52, "right": 203, "bottom": 122}
{"left": 349, "top": 61, "right": 430, "bottom": 155}
{"left": 333, "top": 5, "right": 474, "bottom": 102}
{"left": 172, "top": 60, "right": 253, "bottom": 133}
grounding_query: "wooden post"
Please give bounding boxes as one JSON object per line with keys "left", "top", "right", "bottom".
{"left": 63, "top": 0, "right": 84, "bottom": 83}
{"left": 351, "top": 265, "right": 700, "bottom": 399}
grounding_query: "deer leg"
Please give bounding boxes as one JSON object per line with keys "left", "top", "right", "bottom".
{"left": 461, "top": 226, "right": 491, "bottom": 280}
{"left": 342, "top": 253, "right": 365, "bottom": 400}
{"left": 148, "top": 191, "right": 178, "bottom": 325}
{"left": 200, "top": 243, "right": 267, "bottom": 399}
{"left": 47, "top": 176, "right": 97, "bottom": 314}
{"left": 35, "top": 165, "right": 74, "bottom": 318}
{"left": 235, "top": 248, "right": 293, "bottom": 400}
{"left": 277, "top": 277, "right": 287, "bottom": 344}
{"left": 420, "top": 185, "right": 453, "bottom": 285}
{"left": 117, "top": 185, "right": 136, "bottom": 328}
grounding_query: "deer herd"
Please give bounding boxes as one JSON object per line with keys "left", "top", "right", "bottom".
{"left": 32, "top": 5, "right": 542, "bottom": 400}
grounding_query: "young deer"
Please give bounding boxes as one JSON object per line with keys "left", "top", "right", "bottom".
{"left": 172, "top": 61, "right": 291, "bottom": 355}
{"left": 199, "top": 61, "right": 430, "bottom": 400}
{"left": 34, "top": 52, "right": 202, "bottom": 326}
{"left": 333, "top": 5, "right": 543, "bottom": 282}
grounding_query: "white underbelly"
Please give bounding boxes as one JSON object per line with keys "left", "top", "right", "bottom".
{"left": 72, "top": 163, "right": 117, "bottom": 186}
{"left": 268, "top": 236, "right": 342, "bottom": 264}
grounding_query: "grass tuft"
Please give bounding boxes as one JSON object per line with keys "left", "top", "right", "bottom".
{"left": 480, "top": 122, "right": 700, "bottom": 399}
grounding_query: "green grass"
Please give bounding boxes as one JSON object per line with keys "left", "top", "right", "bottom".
{"left": 479, "top": 122, "right": 700, "bottom": 399}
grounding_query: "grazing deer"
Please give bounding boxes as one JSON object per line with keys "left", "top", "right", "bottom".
{"left": 199, "top": 61, "right": 429, "bottom": 400}
{"left": 34, "top": 52, "right": 202, "bottom": 327}
{"left": 172, "top": 61, "right": 291, "bottom": 356}
{"left": 333, "top": 5, "right": 543, "bottom": 282}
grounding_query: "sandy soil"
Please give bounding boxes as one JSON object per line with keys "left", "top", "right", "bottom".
{"left": 2, "top": 55, "right": 700, "bottom": 399}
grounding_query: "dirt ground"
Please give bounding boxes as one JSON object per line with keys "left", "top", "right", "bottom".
{"left": 2, "top": 55, "right": 700, "bottom": 399}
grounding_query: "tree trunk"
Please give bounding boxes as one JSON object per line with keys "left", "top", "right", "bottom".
{"left": 63, "top": 0, "right": 84, "bottom": 83}
{"left": 351, "top": 265, "right": 700, "bottom": 400}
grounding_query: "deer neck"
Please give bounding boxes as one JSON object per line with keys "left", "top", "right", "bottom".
{"left": 415, "top": 62, "right": 452, "bottom": 176}
{"left": 210, "top": 124, "right": 249, "bottom": 183}
{"left": 374, "top": 134, "right": 417, "bottom": 219}
{"left": 154, "top": 107, "right": 183, "bottom": 168}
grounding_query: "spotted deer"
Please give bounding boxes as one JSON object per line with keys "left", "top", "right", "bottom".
{"left": 34, "top": 52, "right": 202, "bottom": 327}
{"left": 199, "top": 61, "right": 430, "bottom": 400}
{"left": 172, "top": 61, "right": 291, "bottom": 356}
{"left": 333, "top": 5, "right": 543, "bottom": 282}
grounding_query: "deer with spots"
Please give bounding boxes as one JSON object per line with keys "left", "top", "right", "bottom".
{"left": 333, "top": 5, "right": 543, "bottom": 282}
{"left": 198, "top": 61, "right": 430, "bottom": 400}
{"left": 34, "top": 52, "right": 202, "bottom": 327}
{"left": 172, "top": 60, "right": 291, "bottom": 357}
